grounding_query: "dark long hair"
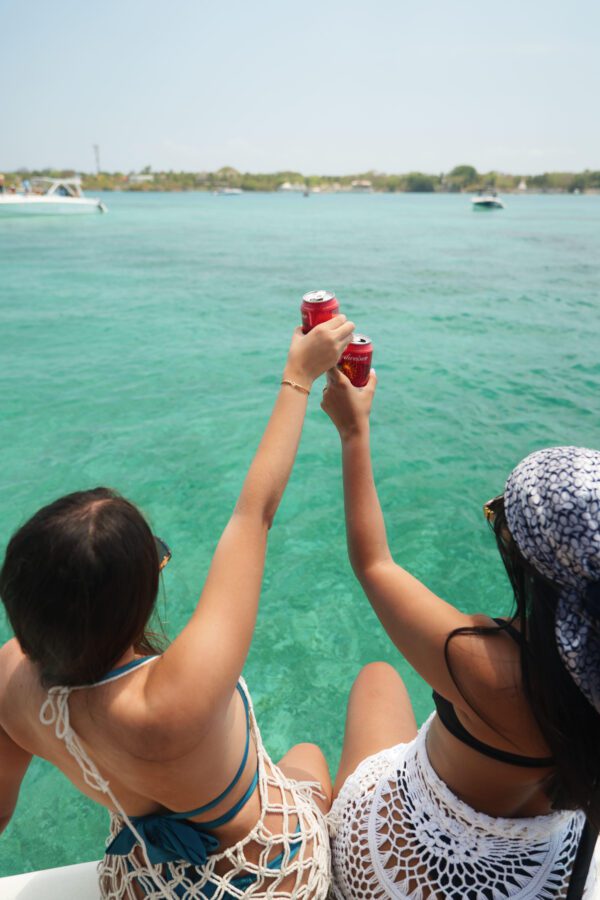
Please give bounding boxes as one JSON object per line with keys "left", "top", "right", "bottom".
{"left": 446, "top": 496, "right": 600, "bottom": 829}
{"left": 0, "top": 488, "right": 166, "bottom": 687}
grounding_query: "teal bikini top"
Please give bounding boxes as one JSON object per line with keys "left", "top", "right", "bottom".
{"left": 99, "top": 657, "right": 259, "bottom": 867}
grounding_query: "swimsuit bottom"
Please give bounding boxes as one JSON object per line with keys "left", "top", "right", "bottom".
{"left": 122, "top": 822, "right": 303, "bottom": 899}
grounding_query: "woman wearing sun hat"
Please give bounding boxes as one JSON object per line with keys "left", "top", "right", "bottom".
{"left": 322, "top": 365, "right": 599, "bottom": 899}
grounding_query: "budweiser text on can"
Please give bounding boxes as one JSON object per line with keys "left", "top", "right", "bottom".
{"left": 338, "top": 334, "right": 373, "bottom": 387}
{"left": 301, "top": 290, "right": 339, "bottom": 333}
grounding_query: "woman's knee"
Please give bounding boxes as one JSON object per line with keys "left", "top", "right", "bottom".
{"left": 282, "top": 742, "right": 326, "bottom": 765}
{"left": 278, "top": 742, "right": 332, "bottom": 810}
{"left": 352, "top": 661, "right": 407, "bottom": 698}
{"left": 278, "top": 742, "right": 330, "bottom": 782}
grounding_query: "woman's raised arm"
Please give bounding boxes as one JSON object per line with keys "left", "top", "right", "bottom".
{"left": 321, "top": 368, "right": 478, "bottom": 708}
{"left": 148, "top": 318, "right": 354, "bottom": 722}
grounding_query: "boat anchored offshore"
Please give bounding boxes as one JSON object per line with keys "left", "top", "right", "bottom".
{"left": 472, "top": 190, "right": 504, "bottom": 210}
{"left": 0, "top": 177, "right": 107, "bottom": 214}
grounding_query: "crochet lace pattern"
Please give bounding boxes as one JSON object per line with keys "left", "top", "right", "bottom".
{"left": 40, "top": 677, "right": 331, "bottom": 899}
{"left": 329, "top": 714, "right": 596, "bottom": 900}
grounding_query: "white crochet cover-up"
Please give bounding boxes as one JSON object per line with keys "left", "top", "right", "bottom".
{"left": 329, "top": 713, "right": 600, "bottom": 900}
{"left": 40, "top": 674, "right": 331, "bottom": 899}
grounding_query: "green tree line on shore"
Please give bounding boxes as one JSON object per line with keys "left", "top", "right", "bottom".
{"left": 4, "top": 165, "right": 600, "bottom": 193}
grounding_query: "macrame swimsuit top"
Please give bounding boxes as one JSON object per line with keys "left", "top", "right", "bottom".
{"left": 41, "top": 660, "right": 313, "bottom": 898}
{"left": 432, "top": 619, "right": 555, "bottom": 768}
{"left": 94, "top": 656, "right": 259, "bottom": 866}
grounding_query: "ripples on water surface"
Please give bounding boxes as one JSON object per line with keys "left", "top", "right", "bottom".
{"left": 1, "top": 192, "right": 599, "bottom": 873}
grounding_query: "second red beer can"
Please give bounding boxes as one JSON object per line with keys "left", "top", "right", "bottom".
{"left": 301, "top": 290, "right": 339, "bottom": 333}
{"left": 338, "top": 334, "right": 373, "bottom": 387}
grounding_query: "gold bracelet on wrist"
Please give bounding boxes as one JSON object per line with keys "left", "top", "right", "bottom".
{"left": 281, "top": 379, "right": 310, "bottom": 396}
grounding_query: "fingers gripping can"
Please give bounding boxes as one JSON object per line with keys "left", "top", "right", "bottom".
{"left": 338, "top": 334, "right": 373, "bottom": 387}
{"left": 301, "top": 290, "right": 339, "bottom": 333}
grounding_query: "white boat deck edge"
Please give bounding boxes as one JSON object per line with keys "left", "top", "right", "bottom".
{"left": 1, "top": 852, "right": 600, "bottom": 899}
{"left": 0, "top": 860, "right": 100, "bottom": 899}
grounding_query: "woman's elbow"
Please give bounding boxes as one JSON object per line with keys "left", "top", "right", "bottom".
{"left": 233, "top": 501, "right": 274, "bottom": 533}
{"left": 350, "top": 552, "right": 392, "bottom": 584}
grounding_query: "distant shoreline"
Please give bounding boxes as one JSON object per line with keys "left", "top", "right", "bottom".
{"left": 2, "top": 165, "right": 599, "bottom": 195}
{"left": 83, "top": 187, "right": 600, "bottom": 195}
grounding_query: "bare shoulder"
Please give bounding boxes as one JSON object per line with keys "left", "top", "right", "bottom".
{"left": 84, "top": 660, "right": 224, "bottom": 763}
{"left": 444, "top": 615, "right": 551, "bottom": 754}
{"left": 444, "top": 615, "right": 525, "bottom": 716}
{"left": 0, "top": 641, "right": 42, "bottom": 748}
{"left": 0, "top": 639, "right": 29, "bottom": 700}
{"left": 0, "top": 638, "right": 23, "bottom": 667}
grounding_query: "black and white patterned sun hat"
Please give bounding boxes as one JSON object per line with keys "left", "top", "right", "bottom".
{"left": 504, "top": 446, "right": 600, "bottom": 714}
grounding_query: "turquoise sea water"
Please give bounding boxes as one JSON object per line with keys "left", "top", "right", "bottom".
{"left": 0, "top": 192, "right": 599, "bottom": 875}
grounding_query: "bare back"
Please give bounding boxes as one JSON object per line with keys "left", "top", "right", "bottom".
{"left": 0, "top": 638, "right": 263, "bottom": 847}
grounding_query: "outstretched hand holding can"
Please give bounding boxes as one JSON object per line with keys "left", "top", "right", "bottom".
{"left": 284, "top": 315, "right": 355, "bottom": 389}
{"left": 321, "top": 366, "right": 377, "bottom": 439}
{"left": 299, "top": 288, "right": 373, "bottom": 387}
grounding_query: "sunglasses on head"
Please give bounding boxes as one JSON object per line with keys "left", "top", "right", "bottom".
{"left": 483, "top": 494, "right": 503, "bottom": 525}
{"left": 154, "top": 536, "right": 172, "bottom": 571}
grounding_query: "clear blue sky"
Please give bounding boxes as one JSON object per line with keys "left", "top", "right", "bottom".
{"left": 2, "top": 0, "right": 599, "bottom": 174}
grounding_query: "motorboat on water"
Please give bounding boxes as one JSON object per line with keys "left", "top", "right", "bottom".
{"left": 472, "top": 190, "right": 504, "bottom": 210}
{"left": 0, "top": 177, "right": 107, "bottom": 214}
{"left": 214, "top": 187, "right": 243, "bottom": 195}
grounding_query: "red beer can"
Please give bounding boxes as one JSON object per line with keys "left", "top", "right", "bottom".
{"left": 338, "top": 334, "right": 373, "bottom": 387}
{"left": 301, "top": 290, "right": 339, "bottom": 333}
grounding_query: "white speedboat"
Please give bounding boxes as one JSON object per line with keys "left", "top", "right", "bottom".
{"left": 0, "top": 177, "right": 107, "bottom": 214}
{"left": 472, "top": 191, "right": 504, "bottom": 210}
